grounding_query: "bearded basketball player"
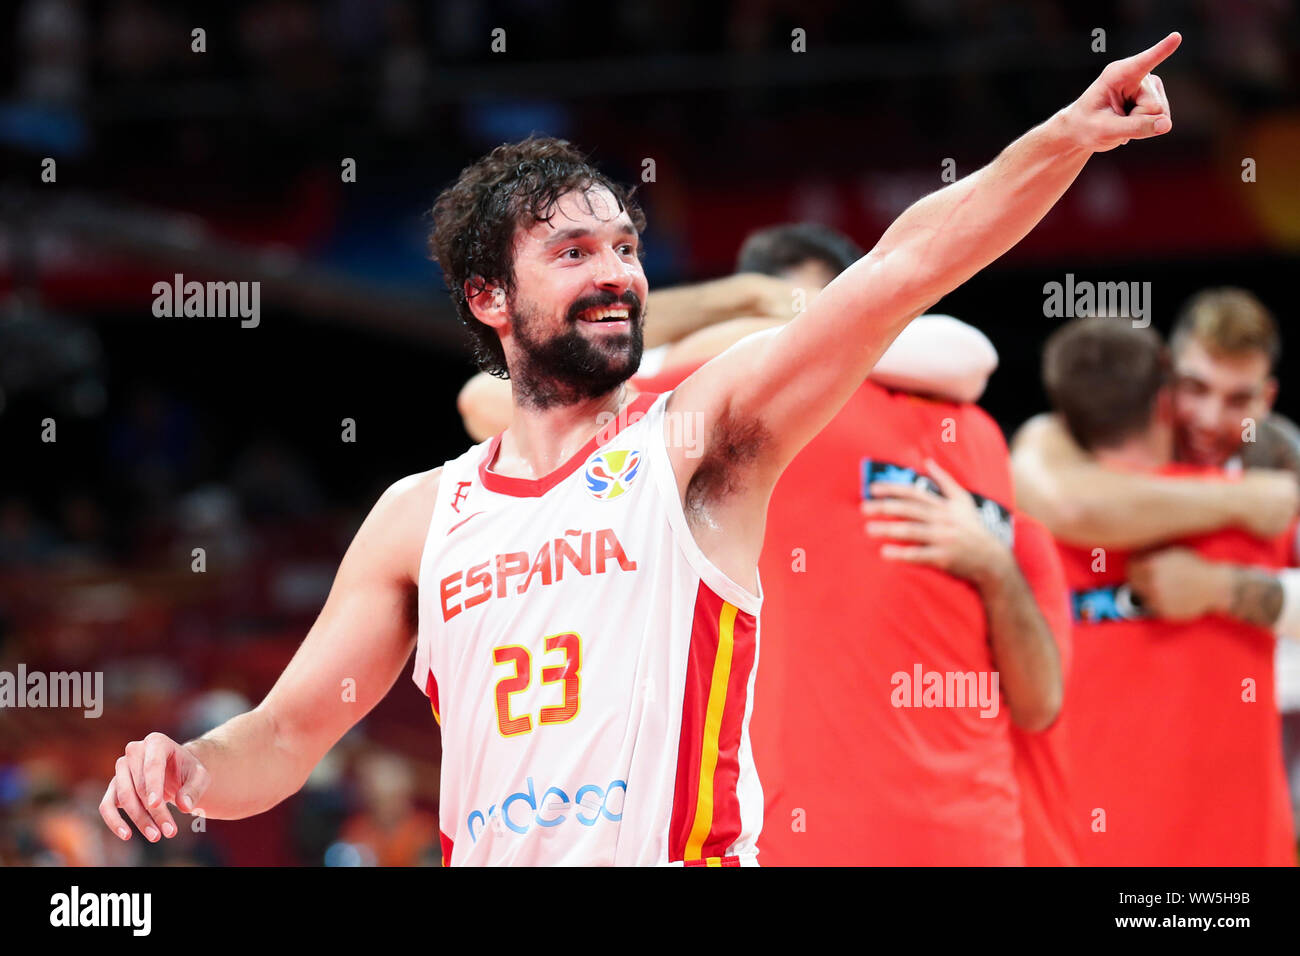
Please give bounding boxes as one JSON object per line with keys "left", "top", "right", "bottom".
{"left": 98, "top": 34, "right": 1181, "bottom": 865}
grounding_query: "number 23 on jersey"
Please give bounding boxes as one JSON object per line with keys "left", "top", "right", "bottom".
{"left": 492, "top": 633, "right": 582, "bottom": 737}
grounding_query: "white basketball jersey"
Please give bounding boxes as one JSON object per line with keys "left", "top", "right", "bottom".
{"left": 412, "top": 391, "right": 764, "bottom": 866}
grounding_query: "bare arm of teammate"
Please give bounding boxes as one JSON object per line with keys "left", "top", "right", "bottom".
{"left": 662, "top": 314, "right": 999, "bottom": 404}
{"left": 863, "top": 460, "right": 1062, "bottom": 730}
{"left": 860, "top": 314, "right": 998, "bottom": 403}
{"left": 97, "top": 469, "right": 440, "bottom": 840}
{"left": 643, "top": 272, "right": 799, "bottom": 348}
{"left": 1010, "top": 413, "right": 1298, "bottom": 547}
{"left": 659, "top": 317, "right": 784, "bottom": 371}
{"left": 458, "top": 372, "right": 514, "bottom": 443}
{"left": 671, "top": 35, "right": 1181, "bottom": 489}
{"left": 1126, "top": 415, "right": 1300, "bottom": 632}
{"left": 1128, "top": 547, "right": 1290, "bottom": 630}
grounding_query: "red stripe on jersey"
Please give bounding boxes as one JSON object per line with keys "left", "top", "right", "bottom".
{"left": 702, "top": 604, "right": 757, "bottom": 859}
{"left": 668, "top": 582, "right": 757, "bottom": 862}
{"left": 670, "top": 582, "right": 722, "bottom": 858}
{"left": 423, "top": 670, "right": 442, "bottom": 724}
{"left": 668, "top": 583, "right": 722, "bottom": 860}
{"left": 439, "top": 830, "right": 453, "bottom": 867}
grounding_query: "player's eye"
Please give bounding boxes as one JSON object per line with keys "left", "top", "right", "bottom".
{"left": 561, "top": 247, "right": 583, "bottom": 260}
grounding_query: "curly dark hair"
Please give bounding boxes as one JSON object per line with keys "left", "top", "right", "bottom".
{"left": 428, "top": 136, "right": 647, "bottom": 378}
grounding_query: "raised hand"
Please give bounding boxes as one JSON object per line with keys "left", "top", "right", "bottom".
{"left": 1065, "top": 31, "right": 1180, "bottom": 152}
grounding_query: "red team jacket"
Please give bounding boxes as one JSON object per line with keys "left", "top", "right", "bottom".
{"left": 752, "top": 380, "right": 1027, "bottom": 865}
{"left": 1055, "top": 465, "right": 1297, "bottom": 866}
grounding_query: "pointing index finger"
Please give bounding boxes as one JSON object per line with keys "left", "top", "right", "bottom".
{"left": 1123, "top": 31, "right": 1182, "bottom": 79}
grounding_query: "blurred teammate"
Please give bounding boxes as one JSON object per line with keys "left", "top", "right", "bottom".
{"left": 1014, "top": 289, "right": 1300, "bottom": 840}
{"left": 1013, "top": 289, "right": 1299, "bottom": 570}
{"left": 97, "top": 35, "right": 1181, "bottom": 866}
{"left": 1027, "top": 317, "right": 1295, "bottom": 864}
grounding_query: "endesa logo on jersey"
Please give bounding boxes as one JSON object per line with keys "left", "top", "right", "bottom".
{"left": 584, "top": 449, "right": 642, "bottom": 500}
{"left": 466, "top": 776, "right": 627, "bottom": 843}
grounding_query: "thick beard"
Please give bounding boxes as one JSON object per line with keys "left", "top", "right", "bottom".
{"left": 510, "top": 292, "right": 644, "bottom": 409}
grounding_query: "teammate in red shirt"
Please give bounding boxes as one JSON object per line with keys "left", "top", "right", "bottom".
{"left": 1029, "top": 317, "right": 1295, "bottom": 865}
{"left": 1060, "top": 508, "right": 1294, "bottom": 864}
{"left": 1014, "top": 290, "right": 1300, "bottom": 852}
{"left": 772, "top": 384, "right": 1062, "bottom": 864}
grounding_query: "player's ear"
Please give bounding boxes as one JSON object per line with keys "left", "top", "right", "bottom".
{"left": 465, "top": 277, "right": 509, "bottom": 332}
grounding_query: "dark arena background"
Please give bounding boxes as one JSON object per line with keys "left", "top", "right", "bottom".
{"left": 1, "top": 0, "right": 1299, "bottom": 900}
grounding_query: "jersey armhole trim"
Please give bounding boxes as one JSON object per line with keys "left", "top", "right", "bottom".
{"left": 412, "top": 444, "right": 489, "bottom": 695}
{"left": 646, "top": 392, "right": 763, "bottom": 615}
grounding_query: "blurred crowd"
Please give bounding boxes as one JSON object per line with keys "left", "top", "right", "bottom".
{"left": 0, "top": 381, "right": 442, "bottom": 866}
{"left": 6, "top": 0, "right": 1298, "bottom": 190}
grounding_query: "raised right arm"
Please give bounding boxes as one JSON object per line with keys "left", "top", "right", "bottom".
{"left": 99, "top": 468, "right": 440, "bottom": 840}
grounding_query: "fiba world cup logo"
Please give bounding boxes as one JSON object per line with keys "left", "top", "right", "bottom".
{"left": 584, "top": 449, "right": 642, "bottom": 500}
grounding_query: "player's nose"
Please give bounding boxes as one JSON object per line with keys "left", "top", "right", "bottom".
{"left": 592, "top": 248, "right": 636, "bottom": 295}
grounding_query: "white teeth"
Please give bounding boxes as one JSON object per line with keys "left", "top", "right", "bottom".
{"left": 582, "top": 307, "right": 629, "bottom": 322}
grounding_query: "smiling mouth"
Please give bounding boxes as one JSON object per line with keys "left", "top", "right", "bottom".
{"left": 577, "top": 305, "right": 631, "bottom": 323}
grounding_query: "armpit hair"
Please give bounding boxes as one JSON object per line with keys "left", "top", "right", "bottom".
{"left": 684, "top": 407, "right": 771, "bottom": 517}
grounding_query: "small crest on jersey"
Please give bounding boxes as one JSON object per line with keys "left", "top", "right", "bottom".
{"left": 450, "top": 480, "right": 472, "bottom": 513}
{"left": 584, "top": 449, "right": 642, "bottom": 500}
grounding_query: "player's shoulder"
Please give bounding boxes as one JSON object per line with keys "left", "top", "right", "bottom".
{"left": 370, "top": 467, "right": 444, "bottom": 567}
{"left": 380, "top": 467, "right": 444, "bottom": 520}
{"left": 1009, "top": 411, "right": 1057, "bottom": 451}
{"left": 334, "top": 467, "right": 444, "bottom": 586}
